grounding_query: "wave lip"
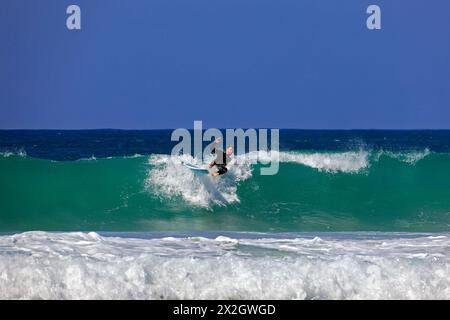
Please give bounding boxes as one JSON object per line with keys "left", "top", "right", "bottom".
{"left": 276, "top": 150, "right": 369, "bottom": 173}
{"left": 374, "top": 148, "right": 431, "bottom": 164}
{"left": 0, "top": 149, "right": 27, "bottom": 158}
{"left": 145, "top": 150, "right": 370, "bottom": 208}
{"left": 1, "top": 231, "right": 449, "bottom": 300}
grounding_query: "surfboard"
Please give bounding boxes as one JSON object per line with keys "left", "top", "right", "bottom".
{"left": 182, "top": 161, "right": 210, "bottom": 174}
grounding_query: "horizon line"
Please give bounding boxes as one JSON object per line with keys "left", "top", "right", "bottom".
{"left": 1, "top": 128, "right": 450, "bottom": 131}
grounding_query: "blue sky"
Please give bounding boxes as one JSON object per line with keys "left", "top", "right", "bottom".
{"left": 1, "top": 0, "right": 450, "bottom": 129}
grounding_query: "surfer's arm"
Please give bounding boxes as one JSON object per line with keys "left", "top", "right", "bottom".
{"left": 211, "top": 138, "right": 221, "bottom": 153}
{"left": 209, "top": 138, "right": 223, "bottom": 167}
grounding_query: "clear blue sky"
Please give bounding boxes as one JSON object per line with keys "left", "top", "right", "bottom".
{"left": 1, "top": 0, "right": 449, "bottom": 129}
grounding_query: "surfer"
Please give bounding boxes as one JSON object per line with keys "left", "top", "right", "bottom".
{"left": 209, "top": 138, "right": 233, "bottom": 177}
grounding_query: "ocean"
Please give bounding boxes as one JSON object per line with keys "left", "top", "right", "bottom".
{"left": 1, "top": 130, "right": 450, "bottom": 299}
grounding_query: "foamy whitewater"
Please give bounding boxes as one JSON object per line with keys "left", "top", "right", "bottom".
{"left": 145, "top": 149, "right": 429, "bottom": 208}
{"left": 1, "top": 232, "right": 449, "bottom": 299}
{"left": 145, "top": 151, "right": 370, "bottom": 207}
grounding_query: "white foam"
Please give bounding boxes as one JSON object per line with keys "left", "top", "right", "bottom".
{"left": 277, "top": 150, "right": 369, "bottom": 173}
{"left": 145, "top": 151, "right": 369, "bottom": 207}
{"left": 0, "top": 149, "right": 27, "bottom": 158}
{"left": 375, "top": 149, "right": 431, "bottom": 164}
{"left": 231, "top": 150, "right": 369, "bottom": 173}
{"left": 146, "top": 154, "right": 247, "bottom": 208}
{"left": 78, "top": 155, "right": 97, "bottom": 161}
{"left": 1, "top": 232, "right": 449, "bottom": 299}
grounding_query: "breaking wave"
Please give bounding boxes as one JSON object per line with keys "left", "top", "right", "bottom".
{"left": 0, "top": 231, "right": 449, "bottom": 299}
{"left": 145, "top": 149, "right": 431, "bottom": 208}
{"left": 1, "top": 149, "right": 449, "bottom": 232}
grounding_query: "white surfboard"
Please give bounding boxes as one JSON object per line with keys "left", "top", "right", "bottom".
{"left": 182, "top": 161, "right": 210, "bottom": 174}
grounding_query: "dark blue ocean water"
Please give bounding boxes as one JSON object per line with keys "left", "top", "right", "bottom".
{"left": 1, "top": 130, "right": 450, "bottom": 160}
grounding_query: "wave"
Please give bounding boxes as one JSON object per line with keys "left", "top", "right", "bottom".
{"left": 1, "top": 149, "right": 449, "bottom": 232}
{"left": 145, "top": 149, "right": 434, "bottom": 208}
{"left": 146, "top": 153, "right": 250, "bottom": 207}
{"left": 76, "top": 153, "right": 146, "bottom": 162}
{"left": 374, "top": 148, "right": 431, "bottom": 164}
{"left": 275, "top": 150, "right": 369, "bottom": 173}
{"left": 146, "top": 151, "right": 370, "bottom": 208}
{"left": 1, "top": 231, "right": 449, "bottom": 299}
{"left": 0, "top": 149, "right": 27, "bottom": 158}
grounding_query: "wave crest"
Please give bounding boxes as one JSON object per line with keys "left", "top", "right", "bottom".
{"left": 1, "top": 231, "right": 449, "bottom": 299}
{"left": 0, "top": 149, "right": 27, "bottom": 158}
{"left": 146, "top": 154, "right": 245, "bottom": 207}
{"left": 277, "top": 150, "right": 369, "bottom": 173}
{"left": 145, "top": 151, "right": 370, "bottom": 207}
{"left": 375, "top": 148, "right": 431, "bottom": 164}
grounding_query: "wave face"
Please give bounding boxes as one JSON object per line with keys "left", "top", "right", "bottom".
{"left": 0, "top": 231, "right": 449, "bottom": 299}
{"left": 1, "top": 149, "right": 450, "bottom": 232}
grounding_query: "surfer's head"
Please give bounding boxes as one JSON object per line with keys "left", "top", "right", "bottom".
{"left": 226, "top": 146, "right": 233, "bottom": 155}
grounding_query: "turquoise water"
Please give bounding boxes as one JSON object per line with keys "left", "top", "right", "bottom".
{"left": 1, "top": 149, "right": 449, "bottom": 232}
